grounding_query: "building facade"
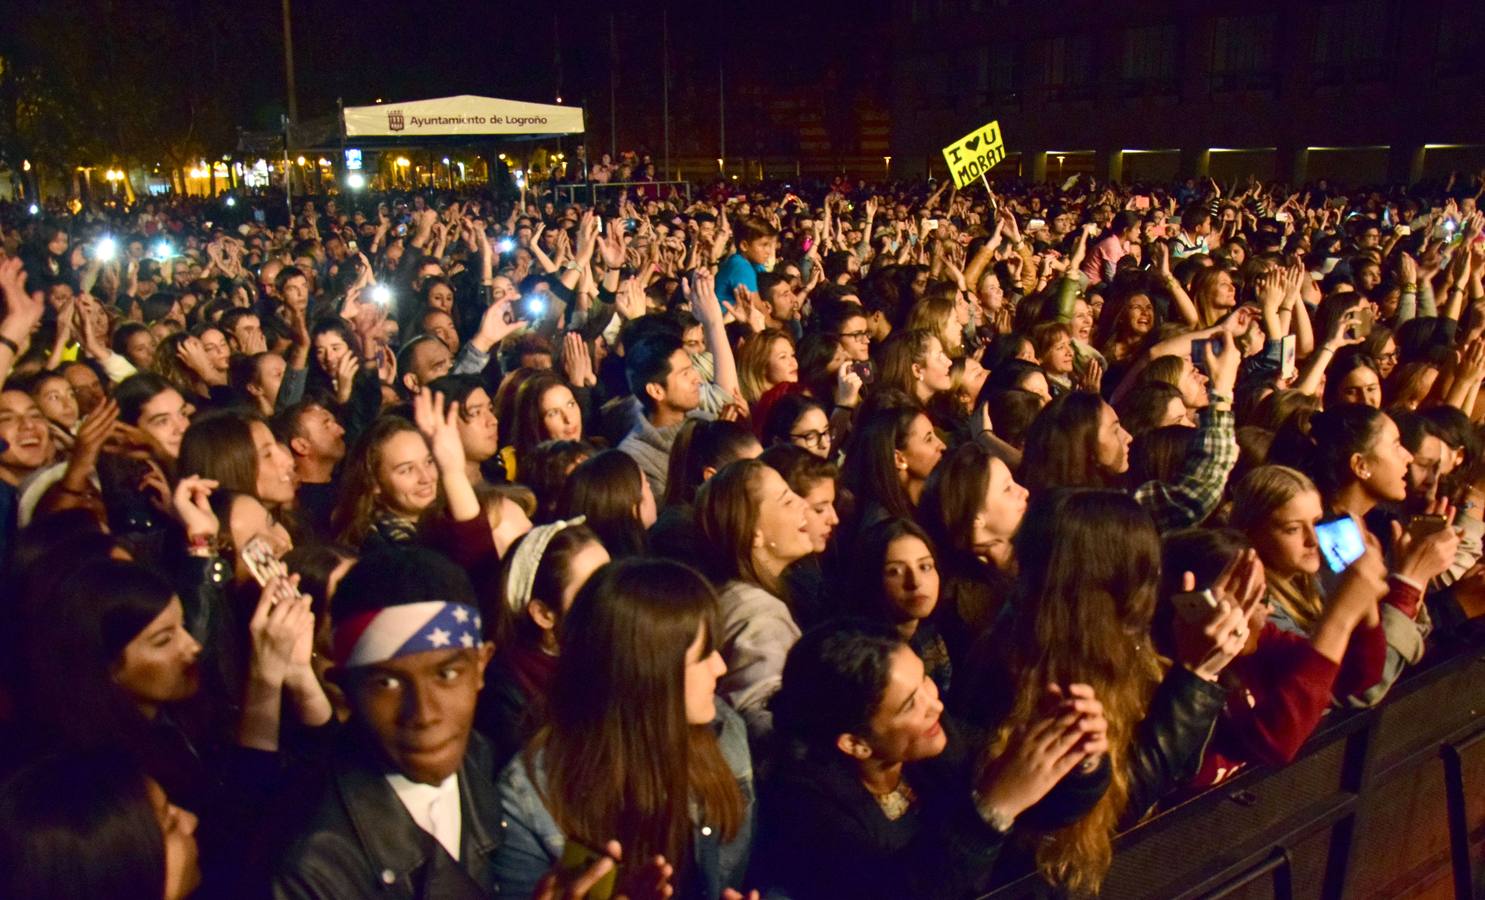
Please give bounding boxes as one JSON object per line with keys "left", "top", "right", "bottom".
{"left": 888, "top": 0, "right": 1485, "bottom": 186}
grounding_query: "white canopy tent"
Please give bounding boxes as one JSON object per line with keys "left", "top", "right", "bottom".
{"left": 342, "top": 95, "right": 585, "bottom": 140}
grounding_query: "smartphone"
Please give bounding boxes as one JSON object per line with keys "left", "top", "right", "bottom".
{"left": 241, "top": 536, "right": 298, "bottom": 605}
{"left": 1134, "top": 196, "right": 1151, "bottom": 211}
{"left": 396, "top": 223, "right": 408, "bottom": 237}
{"left": 520, "top": 294, "right": 548, "bottom": 322}
{"left": 801, "top": 237, "right": 813, "bottom": 252}
{"left": 1171, "top": 588, "right": 1218, "bottom": 623}
{"left": 1314, "top": 515, "right": 1366, "bottom": 574}
{"left": 558, "top": 840, "right": 616, "bottom": 900}
{"left": 1274, "top": 211, "right": 1291, "bottom": 223}
{"left": 1394, "top": 224, "right": 1411, "bottom": 236}
{"left": 849, "top": 360, "right": 876, "bottom": 385}
{"left": 1407, "top": 514, "right": 1449, "bottom": 541}
{"left": 1027, "top": 218, "right": 1046, "bottom": 230}
{"left": 925, "top": 219, "right": 940, "bottom": 231}
{"left": 1280, "top": 334, "right": 1297, "bottom": 381}
{"left": 1346, "top": 305, "right": 1375, "bottom": 340}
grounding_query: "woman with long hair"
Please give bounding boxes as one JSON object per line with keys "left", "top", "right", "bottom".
{"left": 963, "top": 490, "right": 1249, "bottom": 894}
{"left": 695, "top": 459, "right": 815, "bottom": 740}
{"left": 0, "top": 751, "right": 200, "bottom": 900}
{"left": 492, "top": 558, "right": 753, "bottom": 900}
{"left": 177, "top": 410, "right": 298, "bottom": 514}
{"left": 918, "top": 441, "right": 1027, "bottom": 640}
{"left": 755, "top": 622, "right": 1110, "bottom": 900}
{"left": 839, "top": 399, "right": 946, "bottom": 539}
{"left": 507, "top": 369, "right": 587, "bottom": 481}
{"left": 652, "top": 418, "right": 762, "bottom": 564}
{"left": 850, "top": 519, "right": 956, "bottom": 694}
{"left": 555, "top": 449, "right": 655, "bottom": 559}
{"left": 478, "top": 518, "right": 609, "bottom": 769}
{"left": 759, "top": 444, "right": 842, "bottom": 630}
{"left": 736, "top": 328, "right": 799, "bottom": 405}
{"left": 1229, "top": 463, "right": 1452, "bottom": 705}
{"left": 330, "top": 416, "right": 439, "bottom": 551}
{"left": 877, "top": 329, "right": 953, "bottom": 409}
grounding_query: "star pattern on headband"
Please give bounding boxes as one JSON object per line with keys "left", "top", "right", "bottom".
{"left": 452, "top": 607, "right": 469, "bottom": 623}
{"left": 428, "top": 627, "right": 451, "bottom": 648}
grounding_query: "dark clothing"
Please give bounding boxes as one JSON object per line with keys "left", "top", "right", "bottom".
{"left": 752, "top": 720, "right": 1109, "bottom": 900}
{"left": 649, "top": 503, "right": 712, "bottom": 571}
{"left": 475, "top": 643, "right": 557, "bottom": 773}
{"left": 270, "top": 734, "right": 504, "bottom": 900}
{"left": 296, "top": 482, "right": 337, "bottom": 540}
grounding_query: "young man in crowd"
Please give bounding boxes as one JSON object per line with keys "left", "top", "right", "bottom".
{"left": 270, "top": 548, "right": 501, "bottom": 900}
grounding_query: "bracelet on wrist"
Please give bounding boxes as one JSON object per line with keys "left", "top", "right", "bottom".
{"left": 0, "top": 334, "right": 19, "bottom": 356}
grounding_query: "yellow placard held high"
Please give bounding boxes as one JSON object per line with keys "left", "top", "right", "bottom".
{"left": 941, "top": 120, "right": 1006, "bottom": 189}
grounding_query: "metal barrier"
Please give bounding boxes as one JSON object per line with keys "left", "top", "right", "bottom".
{"left": 980, "top": 624, "right": 1485, "bottom": 899}
{"left": 550, "top": 180, "right": 693, "bottom": 206}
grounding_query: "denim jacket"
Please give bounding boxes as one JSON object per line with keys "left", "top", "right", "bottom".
{"left": 491, "top": 698, "right": 756, "bottom": 900}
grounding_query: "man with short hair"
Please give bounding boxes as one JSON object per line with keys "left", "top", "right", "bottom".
{"left": 756, "top": 271, "right": 801, "bottom": 336}
{"left": 270, "top": 549, "right": 502, "bottom": 899}
{"left": 272, "top": 400, "right": 347, "bottom": 538}
{"left": 618, "top": 332, "right": 706, "bottom": 499}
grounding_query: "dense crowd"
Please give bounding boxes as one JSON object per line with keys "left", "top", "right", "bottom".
{"left": 0, "top": 165, "right": 1483, "bottom": 899}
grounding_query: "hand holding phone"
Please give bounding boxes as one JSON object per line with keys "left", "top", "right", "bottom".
{"left": 1315, "top": 515, "right": 1366, "bottom": 574}
{"left": 242, "top": 536, "right": 299, "bottom": 606}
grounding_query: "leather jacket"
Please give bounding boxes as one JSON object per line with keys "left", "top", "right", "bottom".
{"left": 269, "top": 734, "right": 504, "bottom": 900}
{"left": 1121, "top": 665, "right": 1227, "bottom": 828}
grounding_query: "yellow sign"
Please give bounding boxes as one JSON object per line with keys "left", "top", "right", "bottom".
{"left": 941, "top": 120, "right": 1006, "bottom": 189}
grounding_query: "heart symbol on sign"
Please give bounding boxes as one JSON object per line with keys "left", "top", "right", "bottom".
{"left": 964, "top": 136, "right": 981, "bottom": 151}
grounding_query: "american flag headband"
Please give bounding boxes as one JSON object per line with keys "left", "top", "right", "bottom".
{"left": 331, "top": 601, "right": 484, "bottom": 668}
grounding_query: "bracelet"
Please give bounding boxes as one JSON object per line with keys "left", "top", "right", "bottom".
{"left": 970, "top": 791, "right": 1017, "bottom": 834}
{"left": 1401, "top": 283, "right": 1418, "bottom": 293}
{"left": 0, "top": 334, "right": 18, "bottom": 356}
{"left": 187, "top": 533, "right": 220, "bottom": 554}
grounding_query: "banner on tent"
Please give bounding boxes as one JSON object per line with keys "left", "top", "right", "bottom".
{"left": 343, "top": 95, "right": 585, "bottom": 138}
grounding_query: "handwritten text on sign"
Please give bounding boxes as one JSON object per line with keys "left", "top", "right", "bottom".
{"left": 941, "top": 120, "right": 1006, "bottom": 189}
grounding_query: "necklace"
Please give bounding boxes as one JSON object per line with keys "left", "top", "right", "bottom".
{"left": 869, "top": 778, "right": 917, "bottom": 821}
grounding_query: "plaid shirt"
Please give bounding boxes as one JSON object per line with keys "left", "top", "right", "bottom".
{"left": 1133, "top": 400, "right": 1237, "bottom": 532}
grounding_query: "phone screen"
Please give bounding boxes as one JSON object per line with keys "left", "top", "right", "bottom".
{"left": 1280, "top": 334, "right": 1297, "bottom": 381}
{"left": 1314, "top": 516, "right": 1365, "bottom": 573}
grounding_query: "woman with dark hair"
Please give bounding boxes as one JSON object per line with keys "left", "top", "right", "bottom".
{"left": 492, "top": 558, "right": 754, "bottom": 900}
{"left": 11, "top": 557, "right": 327, "bottom": 816}
{"left": 851, "top": 519, "right": 956, "bottom": 694}
{"left": 1022, "top": 332, "right": 1238, "bottom": 533}
{"left": 506, "top": 368, "right": 587, "bottom": 481}
{"left": 114, "top": 373, "right": 191, "bottom": 463}
{"left": 1129, "top": 425, "right": 1196, "bottom": 487}
{"left": 555, "top": 448, "right": 655, "bottom": 559}
{"left": 696, "top": 459, "right": 815, "bottom": 740}
{"left": 760, "top": 393, "right": 834, "bottom": 460}
{"left": 521, "top": 438, "right": 595, "bottom": 523}
{"left": 839, "top": 400, "right": 945, "bottom": 541}
{"left": 1116, "top": 381, "right": 1187, "bottom": 439}
{"left": 981, "top": 389, "right": 1043, "bottom": 451}
{"left": 918, "top": 441, "right": 1027, "bottom": 640}
{"left": 759, "top": 444, "right": 843, "bottom": 630}
{"left": 962, "top": 490, "right": 1249, "bottom": 894}
{"left": 1323, "top": 350, "right": 1383, "bottom": 410}
{"left": 981, "top": 357, "right": 1052, "bottom": 406}
{"left": 178, "top": 410, "right": 298, "bottom": 513}
{"left": 478, "top": 519, "right": 609, "bottom": 769}
{"left": 0, "top": 751, "right": 200, "bottom": 900}
{"left": 754, "top": 622, "right": 1110, "bottom": 900}
{"left": 651, "top": 418, "right": 762, "bottom": 563}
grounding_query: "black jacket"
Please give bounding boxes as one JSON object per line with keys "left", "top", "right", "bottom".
{"left": 750, "top": 720, "right": 1110, "bottom": 900}
{"left": 268, "top": 734, "right": 503, "bottom": 900}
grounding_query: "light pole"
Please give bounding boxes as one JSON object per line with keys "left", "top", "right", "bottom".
{"left": 281, "top": 0, "right": 298, "bottom": 125}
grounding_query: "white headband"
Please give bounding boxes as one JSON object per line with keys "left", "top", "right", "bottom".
{"left": 504, "top": 516, "right": 586, "bottom": 613}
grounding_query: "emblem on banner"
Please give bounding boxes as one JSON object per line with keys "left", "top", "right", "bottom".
{"left": 387, "top": 110, "right": 405, "bottom": 132}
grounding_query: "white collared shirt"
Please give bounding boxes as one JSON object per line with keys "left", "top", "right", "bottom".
{"left": 385, "top": 772, "right": 462, "bottom": 861}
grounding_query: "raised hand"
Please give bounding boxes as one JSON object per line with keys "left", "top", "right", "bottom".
{"left": 247, "top": 576, "right": 313, "bottom": 688}
{"left": 413, "top": 388, "right": 466, "bottom": 476}
{"left": 562, "top": 331, "right": 596, "bottom": 388}
{"left": 0, "top": 257, "right": 44, "bottom": 349}
{"left": 172, "top": 475, "right": 221, "bottom": 541}
{"left": 1170, "top": 561, "right": 1261, "bottom": 681}
{"left": 974, "top": 685, "right": 1106, "bottom": 821}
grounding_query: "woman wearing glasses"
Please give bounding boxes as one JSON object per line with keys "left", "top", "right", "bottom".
{"left": 762, "top": 394, "right": 835, "bottom": 461}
